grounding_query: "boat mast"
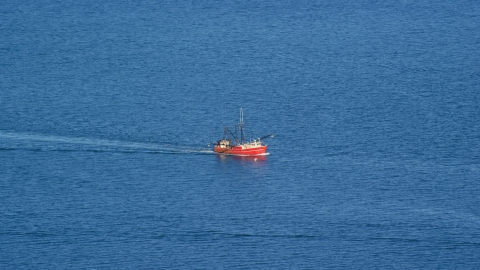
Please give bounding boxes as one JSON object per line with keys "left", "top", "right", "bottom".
{"left": 239, "top": 108, "right": 245, "bottom": 144}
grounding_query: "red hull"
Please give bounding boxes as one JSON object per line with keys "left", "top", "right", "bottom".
{"left": 214, "top": 145, "right": 267, "bottom": 156}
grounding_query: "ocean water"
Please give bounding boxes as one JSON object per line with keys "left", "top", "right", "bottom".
{"left": 1, "top": 0, "right": 480, "bottom": 268}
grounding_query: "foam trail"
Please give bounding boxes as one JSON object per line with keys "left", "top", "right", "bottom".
{"left": 0, "top": 131, "right": 213, "bottom": 154}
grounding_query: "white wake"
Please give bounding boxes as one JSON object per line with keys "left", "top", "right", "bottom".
{"left": 0, "top": 131, "right": 213, "bottom": 154}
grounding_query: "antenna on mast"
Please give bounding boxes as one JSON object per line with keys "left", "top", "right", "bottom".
{"left": 239, "top": 108, "right": 244, "bottom": 144}
{"left": 240, "top": 108, "right": 244, "bottom": 124}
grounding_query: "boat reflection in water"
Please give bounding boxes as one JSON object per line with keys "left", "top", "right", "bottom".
{"left": 216, "top": 153, "right": 268, "bottom": 162}
{"left": 215, "top": 153, "right": 268, "bottom": 170}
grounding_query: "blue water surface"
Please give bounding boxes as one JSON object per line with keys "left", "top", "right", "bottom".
{"left": 1, "top": 0, "right": 480, "bottom": 269}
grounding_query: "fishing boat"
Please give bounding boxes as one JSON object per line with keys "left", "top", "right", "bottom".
{"left": 213, "top": 109, "right": 273, "bottom": 156}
